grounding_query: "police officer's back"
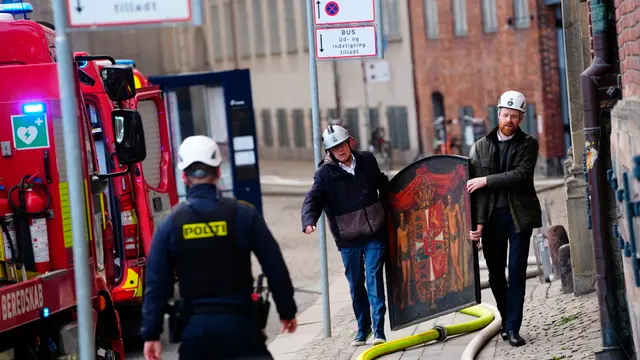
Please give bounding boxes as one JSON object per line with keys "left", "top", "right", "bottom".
{"left": 141, "top": 135, "right": 298, "bottom": 360}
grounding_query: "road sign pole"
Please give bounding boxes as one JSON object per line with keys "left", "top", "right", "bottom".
{"left": 375, "top": 0, "right": 384, "bottom": 59}
{"left": 51, "top": 0, "right": 96, "bottom": 359}
{"left": 307, "top": 0, "right": 332, "bottom": 338}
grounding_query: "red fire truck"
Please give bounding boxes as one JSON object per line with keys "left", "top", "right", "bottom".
{"left": 76, "top": 54, "right": 178, "bottom": 340}
{"left": 0, "top": 4, "right": 153, "bottom": 358}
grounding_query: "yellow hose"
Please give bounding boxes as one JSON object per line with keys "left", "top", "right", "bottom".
{"left": 356, "top": 304, "right": 494, "bottom": 360}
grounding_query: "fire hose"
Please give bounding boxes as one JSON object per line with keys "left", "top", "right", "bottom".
{"left": 356, "top": 267, "right": 541, "bottom": 360}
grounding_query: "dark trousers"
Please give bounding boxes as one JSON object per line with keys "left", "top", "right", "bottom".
{"left": 178, "top": 314, "right": 273, "bottom": 360}
{"left": 481, "top": 208, "right": 532, "bottom": 334}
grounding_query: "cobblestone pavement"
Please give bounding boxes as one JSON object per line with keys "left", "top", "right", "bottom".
{"left": 267, "top": 186, "right": 606, "bottom": 360}
{"left": 283, "top": 278, "right": 602, "bottom": 360}
{"left": 126, "top": 160, "right": 582, "bottom": 359}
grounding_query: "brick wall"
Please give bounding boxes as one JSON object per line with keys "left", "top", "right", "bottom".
{"left": 536, "top": 1, "right": 566, "bottom": 172}
{"left": 615, "top": 0, "right": 640, "bottom": 97}
{"left": 409, "top": 0, "right": 565, "bottom": 175}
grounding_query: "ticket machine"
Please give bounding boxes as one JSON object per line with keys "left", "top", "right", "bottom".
{"left": 149, "top": 69, "right": 263, "bottom": 215}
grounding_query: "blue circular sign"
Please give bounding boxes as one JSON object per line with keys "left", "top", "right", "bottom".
{"left": 325, "top": 1, "right": 339, "bottom": 16}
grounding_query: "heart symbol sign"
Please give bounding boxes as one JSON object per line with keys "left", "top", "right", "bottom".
{"left": 17, "top": 126, "right": 38, "bottom": 145}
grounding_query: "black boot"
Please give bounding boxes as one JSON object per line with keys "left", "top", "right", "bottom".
{"left": 499, "top": 327, "right": 508, "bottom": 341}
{"left": 508, "top": 332, "right": 526, "bottom": 347}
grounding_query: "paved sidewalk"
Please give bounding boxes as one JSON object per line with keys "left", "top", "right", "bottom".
{"left": 268, "top": 275, "right": 602, "bottom": 360}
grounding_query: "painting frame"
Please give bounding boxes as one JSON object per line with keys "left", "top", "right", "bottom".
{"left": 384, "top": 155, "right": 481, "bottom": 331}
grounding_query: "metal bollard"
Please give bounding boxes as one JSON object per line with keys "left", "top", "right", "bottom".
{"left": 558, "top": 244, "right": 574, "bottom": 294}
{"left": 533, "top": 232, "right": 554, "bottom": 283}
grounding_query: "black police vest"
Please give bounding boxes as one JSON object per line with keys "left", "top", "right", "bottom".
{"left": 171, "top": 198, "right": 253, "bottom": 300}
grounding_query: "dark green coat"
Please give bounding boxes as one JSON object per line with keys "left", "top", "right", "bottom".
{"left": 469, "top": 126, "right": 542, "bottom": 233}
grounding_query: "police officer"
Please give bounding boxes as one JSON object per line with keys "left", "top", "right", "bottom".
{"left": 141, "top": 135, "right": 298, "bottom": 360}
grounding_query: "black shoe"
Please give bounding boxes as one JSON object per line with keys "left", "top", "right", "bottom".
{"left": 499, "top": 328, "right": 508, "bottom": 341}
{"left": 508, "top": 332, "right": 526, "bottom": 347}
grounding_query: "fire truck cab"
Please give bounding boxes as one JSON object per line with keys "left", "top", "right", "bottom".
{"left": 0, "top": 3, "right": 150, "bottom": 358}
{"left": 76, "top": 54, "right": 178, "bottom": 340}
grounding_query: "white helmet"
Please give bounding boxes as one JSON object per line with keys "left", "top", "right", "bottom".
{"left": 322, "top": 125, "right": 350, "bottom": 150}
{"left": 497, "top": 90, "right": 527, "bottom": 113}
{"left": 177, "top": 135, "right": 223, "bottom": 170}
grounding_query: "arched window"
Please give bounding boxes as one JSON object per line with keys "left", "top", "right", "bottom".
{"left": 431, "top": 92, "right": 445, "bottom": 120}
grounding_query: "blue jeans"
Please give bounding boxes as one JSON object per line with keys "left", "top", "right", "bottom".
{"left": 481, "top": 208, "right": 532, "bottom": 334}
{"left": 339, "top": 239, "right": 387, "bottom": 338}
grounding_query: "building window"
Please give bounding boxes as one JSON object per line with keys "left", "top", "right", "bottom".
{"left": 481, "top": 0, "right": 498, "bottom": 33}
{"left": 292, "top": 109, "right": 306, "bottom": 147}
{"left": 345, "top": 108, "right": 360, "bottom": 142}
{"left": 284, "top": 0, "right": 297, "bottom": 52}
{"left": 326, "top": 108, "right": 338, "bottom": 122}
{"left": 210, "top": 3, "right": 224, "bottom": 60}
{"left": 523, "top": 104, "right": 538, "bottom": 137}
{"left": 223, "top": 1, "right": 235, "bottom": 60}
{"left": 368, "top": 108, "right": 380, "bottom": 134}
{"left": 300, "top": 1, "right": 309, "bottom": 50}
{"left": 452, "top": 0, "right": 468, "bottom": 37}
{"left": 237, "top": 0, "right": 251, "bottom": 57}
{"left": 387, "top": 107, "right": 410, "bottom": 150}
{"left": 276, "top": 108, "right": 289, "bottom": 147}
{"left": 487, "top": 105, "right": 498, "bottom": 129}
{"left": 424, "top": 0, "right": 440, "bottom": 39}
{"left": 268, "top": 0, "right": 281, "bottom": 54}
{"left": 252, "top": 0, "right": 266, "bottom": 55}
{"left": 261, "top": 109, "right": 274, "bottom": 146}
{"left": 308, "top": 109, "right": 322, "bottom": 144}
{"left": 431, "top": 92, "right": 445, "bottom": 120}
{"left": 383, "top": 0, "right": 402, "bottom": 39}
{"left": 223, "top": 1, "right": 236, "bottom": 59}
{"left": 513, "top": 0, "right": 531, "bottom": 29}
{"left": 459, "top": 106, "right": 475, "bottom": 155}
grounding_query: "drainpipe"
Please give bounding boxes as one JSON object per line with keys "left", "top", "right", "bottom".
{"left": 579, "top": 0, "right": 627, "bottom": 358}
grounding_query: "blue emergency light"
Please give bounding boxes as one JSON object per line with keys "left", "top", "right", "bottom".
{"left": 41, "top": 307, "right": 50, "bottom": 318}
{"left": 116, "top": 59, "right": 136, "bottom": 68}
{"left": 0, "top": 2, "right": 33, "bottom": 14}
{"left": 22, "top": 102, "right": 45, "bottom": 114}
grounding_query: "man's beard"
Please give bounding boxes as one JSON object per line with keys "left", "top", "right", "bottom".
{"left": 499, "top": 123, "right": 517, "bottom": 136}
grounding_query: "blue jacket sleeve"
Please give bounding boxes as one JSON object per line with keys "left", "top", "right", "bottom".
{"left": 140, "top": 217, "right": 175, "bottom": 341}
{"left": 241, "top": 204, "right": 298, "bottom": 320}
{"left": 301, "top": 170, "right": 327, "bottom": 231}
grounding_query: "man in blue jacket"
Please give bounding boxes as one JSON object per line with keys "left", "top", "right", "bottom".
{"left": 301, "top": 125, "right": 389, "bottom": 346}
{"left": 141, "top": 135, "right": 298, "bottom": 360}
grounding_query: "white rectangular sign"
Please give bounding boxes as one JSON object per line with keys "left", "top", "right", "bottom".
{"left": 315, "top": 26, "right": 378, "bottom": 60}
{"left": 365, "top": 60, "right": 391, "bottom": 82}
{"left": 313, "top": 0, "right": 376, "bottom": 26}
{"left": 67, "top": 0, "right": 193, "bottom": 28}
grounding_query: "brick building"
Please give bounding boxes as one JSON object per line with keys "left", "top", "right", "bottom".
{"left": 610, "top": 0, "right": 640, "bottom": 355}
{"left": 408, "top": 0, "right": 570, "bottom": 176}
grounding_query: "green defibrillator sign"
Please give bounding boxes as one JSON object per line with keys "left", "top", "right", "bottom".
{"left": 11, "top": 114, "right": 50, "bottom": 150}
